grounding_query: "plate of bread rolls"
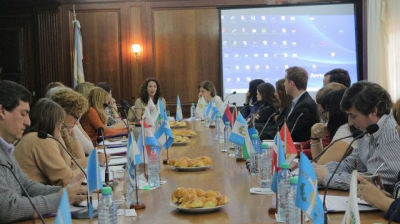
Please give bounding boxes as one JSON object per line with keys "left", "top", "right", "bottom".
{"left": 172, "top": 136, "right": 191, "bottom": 145}
{"left": 170, "top": 187, "right": 229, "bottom": 213}
{"left": 168, "top": 156, "right": 212, "bottom": 171}
{"left": 169, "top": 121, "right": 187, "bottom": 128}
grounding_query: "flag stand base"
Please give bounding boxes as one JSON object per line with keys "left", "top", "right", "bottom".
{"left": 236, "top": 158, "right": 246, "bottom": 162}
{"left": 268, "top": 207, "right": 277, "bottom": 214}
{"left": 163, "top": 159, "right": 168, "bottom": 164}
{"left": 130, "top": 202, "right": 146, "bottom": 210}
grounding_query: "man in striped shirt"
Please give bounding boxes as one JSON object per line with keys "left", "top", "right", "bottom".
{"left": 314, "top": 81, "right": 400, "bottom": 191}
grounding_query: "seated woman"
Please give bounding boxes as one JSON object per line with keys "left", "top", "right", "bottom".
{"left": 128, "top": 77, "right": 166, "bottom": 122}
{"left": 256, "top": 79, "right": 290, "bottom": 140}
{"left": 81, "top": 87, "right": 127, "bottom": 145}
{"left": 14, "top": 98, "right": 81, "bottom": 186}
{"left": 51, "top": 89, "right": 109, "bottom": 165}
{"left": 249, "top": 83, "right": 279, "bottom": 126}
{"left": 358, "top": 98, "right": 400, "bottom": 221}
{"left": 275, "top": 78, "right": 292, "bottom": 120}
{"left": 74, "top": 81, "right": 95, "bottom": 100}
{"left": 310, "top": 88, "right": 357, "bottom": 164}
{"left": 44, "top": 81, "right": 64, "bottom": 98}
{"left": 97, "top": 82, "right": 126, "bottom": 128}
{"left": 196, "top": 80, "right": 223, "bottom": 111}
{"left": 242, "top": 79, "right": 265, "bottom": 119}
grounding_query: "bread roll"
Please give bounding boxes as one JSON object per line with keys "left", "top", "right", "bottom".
{"left": 205, "top": 190, "right": 218, "bottom": 198}
{"left": 174, "top": 160, "right": 188, "bottom": 168}
{"left": 196, "top": 189, "right": 205, "bottom": 197}
{"left": 217, "top": 195, "right": 230, "bottom": 206}
{"left": 187, "top": 198, "right": 204, "bottom": 208}
{"left": 203, "top": 197, "right": 218, "bottom": 208}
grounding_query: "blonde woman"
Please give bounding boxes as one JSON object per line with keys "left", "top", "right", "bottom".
{"left": 81, "top": 87, "right": 127, "bottom": 145}
{"left": 74, "top": 82, "right": 95, "bottom": 100}
{"left": 14, "top": 98, "right": 82, "bottom": 186}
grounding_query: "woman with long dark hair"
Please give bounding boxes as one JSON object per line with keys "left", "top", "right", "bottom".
{"left": 242, "top": 79, "right": 265, "bottom": 118}
{"left": 129, "top": 77, "right": 166, "bottom": 121}
{"left": 310, "top": 88, "right": 357, "bottom": 164}
{"left": 250, "top": 83, "right": 279, "bottom": 124}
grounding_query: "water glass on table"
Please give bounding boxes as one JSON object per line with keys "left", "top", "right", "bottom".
{"left": 112, "top": 170, "right": 126, "bottom": 204}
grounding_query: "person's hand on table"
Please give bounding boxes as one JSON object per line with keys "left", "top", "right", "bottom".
{"left": 312, "top": 162, "right": 327, "bottom": 183}
{"left": 98, "top": 153, "right": 111, "bottom": 166}
{"left": 60, "top": 173, "right": 87, "bottom": 205}
{"left": 357, "top": 175, "right": 393, "bottom": 212}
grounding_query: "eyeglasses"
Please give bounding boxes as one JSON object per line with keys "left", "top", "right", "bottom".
{"left": 69, "top": 114, "right": 81, "bottom": 123}
{"left": 62, "top": 123, "right": 68, "bottom": 129}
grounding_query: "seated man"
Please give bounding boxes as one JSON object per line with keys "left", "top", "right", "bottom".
{"left": 258, "top": 66, "right": 319, "bottom": 142}
{"left": 323, "top": 68, "right": 351, "bottom": 87}
{"left": 314, "top": 81, "right": 400, "bottom": 191}
{"left": 0, "top": 80, "right": 87, "bottom": 222}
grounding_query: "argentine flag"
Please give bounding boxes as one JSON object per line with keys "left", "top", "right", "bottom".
{"left": 127, "top": 132, "right": 142, "bottom": 187}
{"left": 176, "top": 96, "right": 183, "bottom": 121}
{"left": 154, "top": 120, "right": 174, "bottom": 150}
{"left": 55, "top": 189, "right": 72, "bottom": 224}
{"left": 87, "top": 149, "right": 103, "bottom": 194}
{"left": 144, "top": 98, "right": 159, "bottom": 126}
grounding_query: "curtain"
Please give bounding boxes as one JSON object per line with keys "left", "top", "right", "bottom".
{"left": 367, "top": 0, "right": 400, "bottom": 101}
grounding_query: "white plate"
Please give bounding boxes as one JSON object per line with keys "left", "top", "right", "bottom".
{"left": 174, "top": 166, "right": 211, "bottom": 171}
{"left": 169, "top": 202, "right": 224, "bottom": 213}
{"left": 172, "top": 142, "right": 189, "bottom": 146}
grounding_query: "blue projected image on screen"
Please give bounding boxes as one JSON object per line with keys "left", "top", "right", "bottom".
{"left": 221, "top": 8, "right": 357, "bottom": 98}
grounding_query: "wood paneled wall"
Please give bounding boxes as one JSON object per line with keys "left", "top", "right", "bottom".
{"left": 153, "top": 9, "right": 220, "bottom": 104}
{"left": 0, "top": 0, "right": 366, "bottom": 114}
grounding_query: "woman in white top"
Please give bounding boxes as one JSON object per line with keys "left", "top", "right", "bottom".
{"left": 196, "top": 80, "right": 223, "bottom": 111}
{"left": 310, "top": 88, "right": 358, "bottom": 165}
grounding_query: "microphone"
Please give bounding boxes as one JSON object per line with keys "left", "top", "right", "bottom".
{"left": 37, "top": 131, "right": 96, "bottom": 219}
{"left": 121, "top": 99, "right": 138, "bottom": 122}
{"left": 0, "top": 162, "right": 45, "bottom": 223}
{"left": 238, "top": 103, "right": 250, "bottom": 114}
{"left": 97, "top": 128, "right": 109, "bottom": 184}
{"left": 258, "top": 112, "right": 277, "bottom": 138}
{"left": 224, "top": 91, "right": 237, "bottom": 102}
{"left": 321, "top": 123, "right": 379, "bottom": 224}
{"left": 104, "top": 103, "right": 129, "bottom": 128}
{"left": 290, "top": 108, "right": 309, "bottom": 134}
{"left": 311, "top": 130, "right": 363, "bottom": 162}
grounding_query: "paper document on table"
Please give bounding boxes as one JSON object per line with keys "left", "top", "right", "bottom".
{"left": 83, "top": 165, "right": 124, "bottom": 184}
{"left": 319, "top": 195, "right": 379, "bottom": 213}
{"left": 97, "top": 147, "right": 127, "bottom": 155}
{"left": 99, "top": 140, "right": 126, "bottom": 145}
{"left": 108, "top": 157, "right": 127, "bottom": 166}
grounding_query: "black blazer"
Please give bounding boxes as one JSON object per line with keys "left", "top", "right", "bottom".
{"left": 254, "top": 104, "right": 276, "bottom": 124}
{"left": 257, "top": 91, "right": 318, "bottom": 142}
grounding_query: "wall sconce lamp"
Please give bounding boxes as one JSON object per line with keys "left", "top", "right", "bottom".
{"left": 132, "top": 44, "right": 140, "bottom": 61}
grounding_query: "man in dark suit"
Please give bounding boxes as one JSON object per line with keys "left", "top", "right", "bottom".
{"left": 258, "top": 66, "right": 318, "bottom": 142}
{"left": 278, "top": 66, "right": 319, "bottom": 141}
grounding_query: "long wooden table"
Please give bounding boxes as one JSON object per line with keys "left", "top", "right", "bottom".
{"left": 20, "top": 121, "right": 388, "bottom": 223}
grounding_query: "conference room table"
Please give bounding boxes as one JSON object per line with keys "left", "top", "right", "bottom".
{"left": 19, "top": 120, "right": 389, "bottom": 223}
